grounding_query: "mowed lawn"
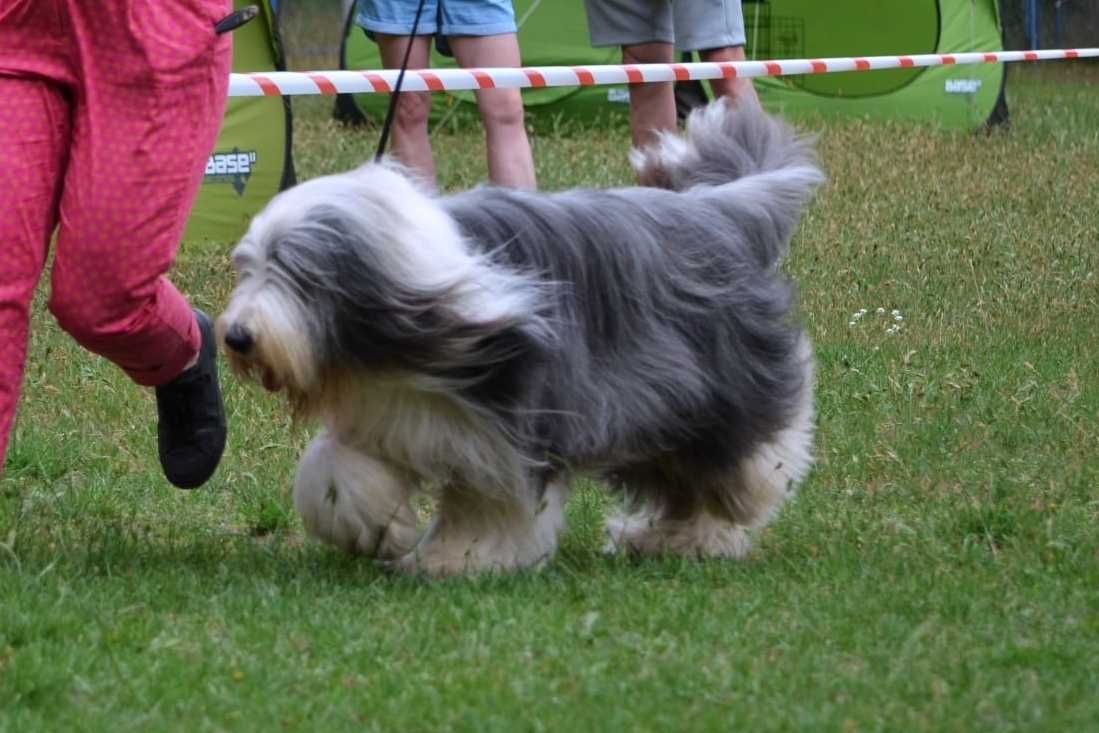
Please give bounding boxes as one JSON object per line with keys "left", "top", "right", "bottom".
{"left": 2, "top": 64, "right": 1097, "bottom": 732}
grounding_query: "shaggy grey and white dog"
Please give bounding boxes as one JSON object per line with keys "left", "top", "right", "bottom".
{"left": 217, "top": 99, "right": 824, "bottom": 576}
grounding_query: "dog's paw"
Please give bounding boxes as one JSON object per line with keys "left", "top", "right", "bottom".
{"left": 389, "top": 536, "right": 555, "bottom": 578}
{"left": 389, "top": 546, "right": 483, "bottom": 578}
{"left": 602, "top": 512, "right": 640, "bottom": 555}
{"left": 293, "top": 431, "right": 421, "bottom": 559}
{"left": 296, "top": 482, "right": 420, "bottom": 559}
{"left": 602, "top": 511, "right": 752, "bottom": 559}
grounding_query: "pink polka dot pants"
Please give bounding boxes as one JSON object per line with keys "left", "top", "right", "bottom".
{"left": 0, "top": 0, "right": 231, "bottom": 464}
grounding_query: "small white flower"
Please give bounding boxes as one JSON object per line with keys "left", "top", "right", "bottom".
{"left": 877, "top": 307, "right": 886, "bottom": 314}
{"left": 891, "top": 309, "right": 901, "bottom": 316}
{"left": 848, "top": 321, "right": 856, "bottom": 327}
{"left": 894, "top": 315, "right": 903, "bottom": 322}
{"left": 859, "top": 308, "right": 868, "bottom": 315}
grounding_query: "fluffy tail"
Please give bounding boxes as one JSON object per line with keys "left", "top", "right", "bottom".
{"left": 631, "top": 98, "right": 825, "bottom": 265}
{"left": 630, "top": 98, "right": 821, "bottom": 190}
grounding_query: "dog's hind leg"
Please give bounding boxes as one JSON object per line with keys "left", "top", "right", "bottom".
{"left": 606, "top": 349, "right": 815, "bottom": 559}
{"left": 293, "top": 429, "right": 421, "bottom": 559}
{"left": 396, "top": 477, "right": 569, "bottom": 577}
{"left": 603, "top": 437, "right": 805, "bottom": 559}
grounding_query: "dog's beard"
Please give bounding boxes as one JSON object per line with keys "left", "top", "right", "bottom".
{"left": 217, "top": 289, "right": 324, "bottom": 420}
{"left": 224, "top": 350, "right": 284, "bottom": 393}
{"left": 226, "top": 354, "right": 323, "bottom": 424}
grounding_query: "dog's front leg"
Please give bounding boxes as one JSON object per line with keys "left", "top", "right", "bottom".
{"left": 292, "top": 429, "right": 420, "bottom": 559}
{"left": 396, "top": 478, "right": 569, "bottom": 577}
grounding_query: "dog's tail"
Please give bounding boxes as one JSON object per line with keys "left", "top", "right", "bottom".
{"left": 630, "top": 98, "right": 821, "bottom": 191}
{"left": 630, "top": 99, "right": 824, "bottom": 264}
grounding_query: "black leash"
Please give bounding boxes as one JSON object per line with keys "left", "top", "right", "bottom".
{"left": 374, "top": 0, "right": 430, "bottom": 162}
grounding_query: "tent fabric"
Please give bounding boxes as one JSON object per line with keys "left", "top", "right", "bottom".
{"left": 749, "top": 0, "right": 1007, "bottom": 129}
{"left": 339, "top": 0, "right": 1007, "bottom": 129}
{"left": 184, "top": 0, "right": 295, "bottom": 243}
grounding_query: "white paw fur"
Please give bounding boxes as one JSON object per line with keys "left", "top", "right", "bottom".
{"left": 395, "top": 479, "right": 569, "bottom": 577}
{"left": 293, "top": 430, "right": 420, "bottom": 559}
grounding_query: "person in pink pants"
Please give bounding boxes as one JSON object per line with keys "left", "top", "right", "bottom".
{"left": 0, "top": 0, "right": 233, "bottom": 487}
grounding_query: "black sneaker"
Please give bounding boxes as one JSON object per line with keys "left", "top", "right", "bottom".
{"left": 155, "top": 308, "right": 227, "bottom": 489}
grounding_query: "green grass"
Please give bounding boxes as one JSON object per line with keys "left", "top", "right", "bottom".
{"left": 3, "top": 64, "right": 1098, "bottom": 731}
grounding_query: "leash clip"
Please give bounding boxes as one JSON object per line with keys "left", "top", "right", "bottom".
{"left": 215, "top": 4, "right": 259, "bottom": 35}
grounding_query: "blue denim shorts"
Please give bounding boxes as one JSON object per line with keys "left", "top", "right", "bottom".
{"left": 356, "top": 0, "right": 518, "bottom": 37}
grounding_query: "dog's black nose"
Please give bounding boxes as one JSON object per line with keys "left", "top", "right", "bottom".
{"left": 224, "top": 324, "right": 254, "bottom": 354}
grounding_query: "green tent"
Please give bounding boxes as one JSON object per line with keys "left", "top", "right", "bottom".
{"left": 744, "top": 0, "right": 1008, "bottom": 128}
{"left": 184, "top": 0, "right": 295, "bottom": 243}
{"left": 338, "top": 0, "right": 1007, "bottom": 129}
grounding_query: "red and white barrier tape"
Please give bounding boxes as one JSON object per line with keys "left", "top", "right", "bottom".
{"left": 228, "top": 48, "right": 1098, "bottom": 97}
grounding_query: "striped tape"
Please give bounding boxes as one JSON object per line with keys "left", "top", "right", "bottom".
{"left": 228, "top": 48, "right": 1098, "bottom": 97}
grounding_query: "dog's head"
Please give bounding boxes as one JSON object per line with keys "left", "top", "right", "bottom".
{"left": 217, "top": 161, "right": 551, "bottom": 417}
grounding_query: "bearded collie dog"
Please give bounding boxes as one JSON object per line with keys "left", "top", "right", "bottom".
{"left": 217, "top": 99, "right": 824, "bottom": 576}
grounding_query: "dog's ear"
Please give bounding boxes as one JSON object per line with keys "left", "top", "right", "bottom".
{"left": 405, "top": 299, "right": 553, "bottom": 379}
{"left": 461, "top": 310, "right": 552, "bottom": 368}
{"left": 444, "top": 313, "right": 552, "bottom": 411}
{"left": 261, "top": 195, "right": 552, "bottom": 381}
{"left": 317, "top": 244, "right": 551, "bottom": 380}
